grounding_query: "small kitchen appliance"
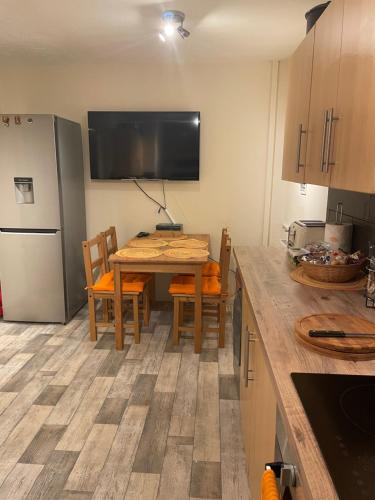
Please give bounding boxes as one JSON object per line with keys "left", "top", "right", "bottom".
{"left": 288, "top": 220, "right": 325, "bottom": 249}
{"left": 155, "top": 223, "right": 183, "bottom": 232}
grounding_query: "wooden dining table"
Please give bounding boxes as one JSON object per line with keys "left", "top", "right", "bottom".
{"left": 108, "top": 233, "right": 210, "bottom": 353}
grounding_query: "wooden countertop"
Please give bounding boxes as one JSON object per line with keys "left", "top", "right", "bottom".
{"left": 234, "top": 246, "right": 375, "bottom": 500}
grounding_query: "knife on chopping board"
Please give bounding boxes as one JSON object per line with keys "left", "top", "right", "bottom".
{"left": 309, "top": 330, "right": 375, "bottom": 339}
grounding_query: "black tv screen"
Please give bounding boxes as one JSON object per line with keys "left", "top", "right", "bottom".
{"left": 88, "top": 111, "right": 200, "bottom": 180}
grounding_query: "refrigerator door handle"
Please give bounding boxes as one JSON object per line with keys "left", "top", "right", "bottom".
{"left": 0, "top": 229, "right": 59, "bottom": 235}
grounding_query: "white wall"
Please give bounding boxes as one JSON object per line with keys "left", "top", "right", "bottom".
{"left": 0, "top": 59, "right": 329, "bottom": 260}
{"left": 0, "top": 61, "right": 274, "bottom": 261}
{"left": 268, "top": 60, "right": 328, "bottom": 247}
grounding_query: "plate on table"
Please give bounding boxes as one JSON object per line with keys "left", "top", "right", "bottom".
{"left": 168, "top": 239, "right": 208, "bottom": 249}
{"left": 163, "top": 248, "right": 209, "bottom": 259}
{"left": 116, "top": 248, "right": 164, "bottom": 259}
{"left": 151, "top": 232, "right": 188, "bottom": 241}
{"left": 127, "top": 239, "right": 168, "bottom": 248}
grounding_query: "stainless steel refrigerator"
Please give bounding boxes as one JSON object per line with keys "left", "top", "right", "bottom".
{"left": 0, "top": 114, "right": 87, "bottom": 323}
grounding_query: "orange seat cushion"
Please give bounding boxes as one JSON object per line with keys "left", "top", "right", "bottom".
{"left": 202, "top": 261, "right": 220, "bottom": 277}
{"left": 91, "top": 272, "right": 151, "bottom": 293}
{"left": 121, "top": 274, "right": 152, "bottom": 293}
{"left": 91, "top": 272, "right": 114, "bottom": 291}
{"left": 169, "top": 275, "right": 221, "bottom": 296}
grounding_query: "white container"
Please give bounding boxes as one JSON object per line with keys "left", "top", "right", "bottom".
{"left": 324, "top": 223, "right": 353, "bottom": 253}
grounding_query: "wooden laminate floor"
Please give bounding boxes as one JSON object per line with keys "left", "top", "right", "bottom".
{"left": 0, "top": 305, "right": 250, "bottom": 500}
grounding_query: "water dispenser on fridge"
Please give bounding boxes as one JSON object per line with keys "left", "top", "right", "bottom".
{"left": 14, "top": 177, "right": 34, "bottom": 204}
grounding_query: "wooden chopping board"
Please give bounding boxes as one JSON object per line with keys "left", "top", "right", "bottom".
{"left": 295, "top": 314, "right": 375, "bottom": 361}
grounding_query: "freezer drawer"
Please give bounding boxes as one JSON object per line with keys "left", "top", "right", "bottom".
{"left": 0, "top": 230, "right": 66, "bottom": 323}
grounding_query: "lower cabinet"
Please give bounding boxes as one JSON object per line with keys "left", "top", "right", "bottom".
{"left": 240, "top": 292, "right": 277, "bottom": 499}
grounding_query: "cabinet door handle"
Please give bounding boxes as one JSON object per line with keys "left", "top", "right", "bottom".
{"left": 324, "top": 107, "right": 339, "bottom": 173}
{"left": 320, "top": 110, "right": 329, "bottom": 172}
{"left": 243, "top": 327, "right": 250, "bottom": 387}
{"left": 244, "top": 327, "right": 256, "bottom": 387}
{"left": 248, "top": 334, "right": 256, "bottom": 382}
{"left": 296, "top": 124, "right": 306, "bottom": 173}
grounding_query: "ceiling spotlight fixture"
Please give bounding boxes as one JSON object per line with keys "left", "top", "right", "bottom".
{"left": 159, "top": 10, "right": 190, "bottom": 41}
{"left": 177, "top": 25, "right": 190, "bottom": 40}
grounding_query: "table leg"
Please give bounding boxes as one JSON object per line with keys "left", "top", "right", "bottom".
{"left": 149, "top": 274, "right": 156, "bottom": 308}
{"left": 194, "top": 265, "right": 202, "bottom": 353}
{"left": 114, "top": 263, "right": 124, "bottom": 350}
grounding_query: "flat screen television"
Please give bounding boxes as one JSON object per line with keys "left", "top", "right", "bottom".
{"left": 88, "top": 111, "right": 200, "bottom": 180}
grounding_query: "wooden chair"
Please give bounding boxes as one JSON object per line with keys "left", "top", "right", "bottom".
{"left": 82, "top": 234, "right": 152, "bottom": 344}
{"left": 198, "top": 227, "right": 228, "bottom": 278}
{"left": 169, "top": 236, "right": 232, "bottom": 348}
{"left": 100, "top": 226, "right": 118, "bottom": 271}
{"left": 100, "top": 226, "right": 152, "bottom": 325}
{"left": 99, "top": 226, "right": 119, "bottom": 322}
{"left": 182, "top": 228, "right": 228, "bottom": 322}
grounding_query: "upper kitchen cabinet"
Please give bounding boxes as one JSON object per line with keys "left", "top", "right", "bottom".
{"left": 330, "top": 0, "right": 375, "bottom": 193}
{"left": 282, "top": 28, "right": 315, "bottom": 183}
{"left": 305, "top": 0, "right": 344, "bottom": 187}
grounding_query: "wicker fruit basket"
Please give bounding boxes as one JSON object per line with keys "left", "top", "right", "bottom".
{"left": 299, "top": 260, "right": 365, "bottom": 283}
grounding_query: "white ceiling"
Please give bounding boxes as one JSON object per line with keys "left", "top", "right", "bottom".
{"left": 0, "top": 0, "right": 319, "bottom": 64}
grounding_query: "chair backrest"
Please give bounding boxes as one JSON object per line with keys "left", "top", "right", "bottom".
{"left": 100, "top": 226, "right": 118, "bottom": 272}
{"left": 82, "top": 235, "right": 107, "bottom": 287}
{"left": 220, "top": 236, "right": 232, "bottom": 295}
{"left": 219, "top": 228, "right": 229, "bottom": 268}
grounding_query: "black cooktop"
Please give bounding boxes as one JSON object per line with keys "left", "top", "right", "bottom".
{"left": 291, "top": 373, "right": 375, "bottom": 500}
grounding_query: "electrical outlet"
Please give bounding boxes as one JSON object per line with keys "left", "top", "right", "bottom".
{"left": 300, "top": 183, "right": 307, "bottom": 196}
